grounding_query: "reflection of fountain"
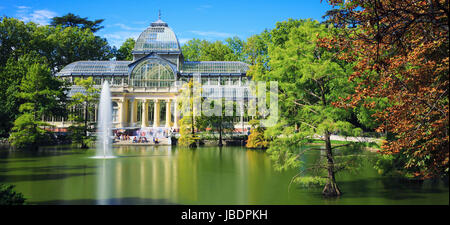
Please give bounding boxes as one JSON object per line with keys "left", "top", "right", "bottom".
{"left": 94, "top": 81, "right": 115, "bottom": 159}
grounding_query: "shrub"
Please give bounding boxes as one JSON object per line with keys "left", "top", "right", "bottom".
{"left": 0, "top": 184, "right": 26, "bottom": 205}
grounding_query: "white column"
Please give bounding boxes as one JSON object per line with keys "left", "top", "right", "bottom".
{"left": 166, "top": 99, "right": 172, "bottom": 128}
{"left": 118, "top": 98, "right": 128, "bottom": 128}
{"left": 153, "top": 99, "right": 160, "bottom": 127}
{"left": 141, "top": 99, "right": 148, "bottom": 128}
{"left": 130, "top": 98, "right": 137, "bottom": 127}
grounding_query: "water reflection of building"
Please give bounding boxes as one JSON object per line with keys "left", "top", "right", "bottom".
{"left": 94, "top": 146, "right": 202, "bottom": 203}
{"left": 47, "top": 14, "right": 252, "bottom": 131}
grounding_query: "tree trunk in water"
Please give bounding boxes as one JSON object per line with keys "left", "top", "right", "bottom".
{"left": 218, "top": 116, "right": 223, "bottom": 147}
{"left": 322, "top": 131, "right": 342, "bottom": 197}
{"left": 218, "top": 122, "right": 223, "bottom": 147}
{"left": 81, "top": 102, "right": 88, "bottom": 149}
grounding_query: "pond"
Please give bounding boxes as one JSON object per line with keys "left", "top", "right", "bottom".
{"left": 0, "top": 145, "right": 448, "bottom": 205}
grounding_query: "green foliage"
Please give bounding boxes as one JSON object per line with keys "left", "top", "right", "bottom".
{"left": 0, "top": 16, "right": 113, "bottom": 70}
{"left": 0, "top": 17, "right": 36, "bottom": 67}
{"left": 293, "top": 176, "right": 328, "bottom": 188}
{"left": 115, "top": 38, "right": 135, "bottom": 60}
{"left": 374, "top": 154, "right": 396, "bottom": 176}
{"left": 9, "top": 113, "right": 49, "bottom": 149}
{"left": 177, "top": 79, "right": 202, "bottom": 148}
{"left": 264, "top": 121, "right": 310, "bottom": 171}
{"left": 0, "top": 16, "right": 112, "bottom": 137}
{"left": 68, "top": 77, "right": 99, "bottom": 148}
{"left": 246, "top": 119, "right": 268, "bottom": 149}
{"left": 181, "top": 39, "right": 203, "bottom": 61}
{"left": 9, "top": 62, "right": 67, "bottom": 149}
{"left": 18, "top": 63, "right": 67, "bottom": 117}
{"left": 0, "top": 53, "right": 48, "bottom": 137}
{"left": 34, "top": 25, "right": 114, "bottom": 72}
{"left": 354, "top": 97, "right": 389, "bottom": 130}
{"left": 225, "top": 37, "right": 246, "bottom": 62}
{"left": 50, "top": 13, "right": 105, "bottom": 33}
{"left": 267, "top": 143, "right": 302, "bottom": 172}
{"left": 332, "top": 143, "right": 366, "bottom": 173}
{"left": 0, "top": 184, "right": 26, "bottom": 205}
{"left": 246, "top": 129, "right": 268, "bottom": 149}
{"left": 249, "top": 19, "right": 365, "bottom": 194}
{"left": 178, "top": 116, "right": 199, "bottom": 148}
{"left": 200, "top": 98, "right": 236, "bottom": 145}
{"left": 372, "top": 153, "right": 415, "bottom": 178}
{"left": 181, "top": 38, "right": 245, "bottom": 61}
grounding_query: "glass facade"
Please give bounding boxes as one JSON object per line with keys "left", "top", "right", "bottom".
{"left": 58, "top": 61, "right": 130, "bottom": 76}
{"left": 130, "top": 59, "right": 175, "bottom": 87}
{"left": 53, "top": 15, "right": 254, "bottom": 128}
{"left": 181, "top": 61, "right": 249, "bottom": 74}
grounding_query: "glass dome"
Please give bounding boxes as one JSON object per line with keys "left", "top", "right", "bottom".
{"left": 133, "top": 18, "right": 181, "bottom": 53}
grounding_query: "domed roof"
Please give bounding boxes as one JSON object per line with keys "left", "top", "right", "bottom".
{"left": 133, "top": 15, "right": 181, "bottom": 53}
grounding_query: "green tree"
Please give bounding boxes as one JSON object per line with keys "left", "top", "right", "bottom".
{"left": 200, "top": 40, "right": 237, "bottom": 61}
{"left": 181, "top": 38, "right": 245, "bottom": 62}
{"left": 252, "top": 19, "right": 361, "bottom": 197}
{"left": 33, "top": 25, "right": 114, "bottom": 72}
{"left": 225, "top": 36, "right": 246, "bottom": 62}
{"left": 0, "top": 184, "right": 26, "bottom": 205}
{"left": 50, "top": 13, "right": 105, "bottom": 33}
{"left": 0, "top": 17, "right": 36, "bottom": 67}
{"left": 181, "top": 38, "right": 204, "bottom": 61}
{"left": 177, "top": 79, "right": 203, "bottom": 148}
{"left": 325, "top": 0, "right": 449, "bottom": 179}
{"left": 246, "top": 119, "right": 268, "bottom": 149}
{"left": 0, "top": 53, "right": 44, "bottom": 137}
{"left": 9, "top": 62, "right": 67, "bottom": 149}
{"left": 201, "top": 98, "right": 236, "bottom": 146}
{"left": 243, "top": 30, "right": 270, "bottom": 66}
{"left": 68, "top": 77, "right": 99, "bottom": 149}
{"left": 115, "top": 38, "right": 135, "bottom": 60}
{"left": 0, "top": 17, "right": 114, "bottom": 136}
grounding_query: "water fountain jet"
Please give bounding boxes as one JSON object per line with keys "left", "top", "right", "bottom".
{"left": 93, "top": 81, "right": 115, "bottom": 159}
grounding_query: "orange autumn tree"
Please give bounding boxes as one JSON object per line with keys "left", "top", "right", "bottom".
{"left": 322, "top": 0, "right": 449, "bottom": 178}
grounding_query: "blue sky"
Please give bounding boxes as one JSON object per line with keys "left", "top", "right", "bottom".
{"left": 0, "top": 0, "right": 334, "bottom": 47}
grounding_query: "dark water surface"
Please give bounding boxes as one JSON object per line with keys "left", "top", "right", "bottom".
{"left": 0, "top": 145, "right": 447, "bottom": 205}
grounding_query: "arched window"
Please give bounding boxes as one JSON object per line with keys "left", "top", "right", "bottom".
{"left": 130, "top": 59, "right": 175, "bottom": 87}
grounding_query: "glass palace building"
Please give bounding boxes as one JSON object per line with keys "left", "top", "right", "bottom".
{"left": 51, "top": 16, "right": 252, "bottom": 131}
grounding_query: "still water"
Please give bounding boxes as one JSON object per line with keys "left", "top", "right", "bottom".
{"left": 0, "top": 145, "right": 448, "bottom": 205}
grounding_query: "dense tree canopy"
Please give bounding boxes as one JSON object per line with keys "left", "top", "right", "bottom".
{"left": 0, "top": 17, "right": 114, "bottom": 137}
{"left": 181, "top": 37, "right": 245, "bottom": 62}
{"left": 248, "top": 19, "right": 362, "bottom": 196}
{"left": 50, "top": 13, "right": 105, "bottom": 33}
{"left": 115, "top": 38, "right": 135, "bottom": 61}
{"left": 68, "top": 77, "right": 99, "bottom": 149}
{"left": 324, "top": 0, "right": 449, "bottom": 178}
{"left": 9, "top": 61, "right": 67, "bottom": 149}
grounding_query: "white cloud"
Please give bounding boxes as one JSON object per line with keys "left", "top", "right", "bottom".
{"left": 103, "top": 31, "right": 140, "bottom": 48}
{"left": 101, "top": 23, "right": 151, "bottom": 48}
{"left": 17, "top": 6, "right": 30, "bottom": 10}
{"left": 131, "top": 20, "right": 150, "bottom": 25}
{"left": 16, "top": 6, "right": 57, "bottom": 25}
{"left": 178, "top": 38, "right": 191, "bottom": 45}
{"left": 113, "top": 23, "right": 146, "bottom": 31}
{"left": 190, "top": 30, "right": 234, "bottom": 38}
